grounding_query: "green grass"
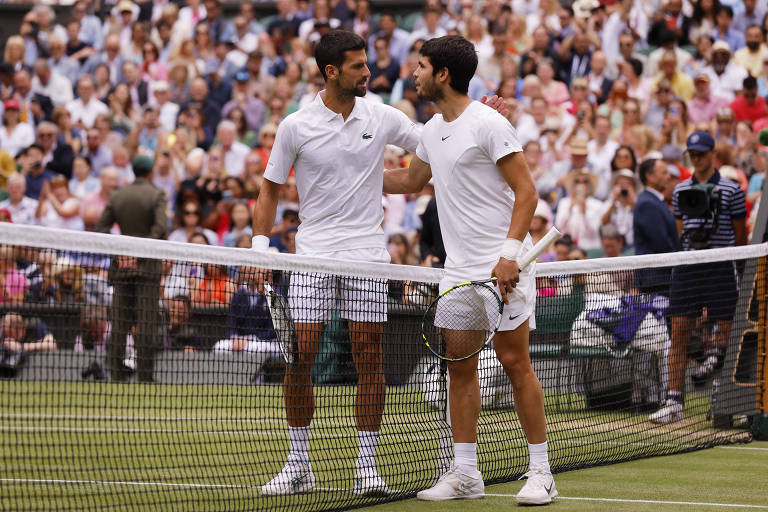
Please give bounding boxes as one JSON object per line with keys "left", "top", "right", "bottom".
{"left": 0, "top": 382, "right": 754, "bottom": 511}
{"left": 355, "top": 441, "right": 768, "bottom": 512}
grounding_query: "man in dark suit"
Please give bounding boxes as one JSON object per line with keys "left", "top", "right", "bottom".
{"left": 96, "top": 155, "right": 167, "bottom": 382}
{"left": 36, "top": 122, "right": 74, "bottom": 179}
{"left": 633, "top": 158, "right": 680, "bottom": 293}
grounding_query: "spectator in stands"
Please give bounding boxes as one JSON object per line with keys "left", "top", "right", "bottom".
{"left": 651, "top": 130, "right": 747, "bottom": 425}
{"left": 169, "top": 200, "right": 218, "bottom": 246}
{"left": 729, "top": 76, "right": 767, "bottom": 123}
{"left": 67, "top": 75, "right": 109, "bottom": 130}
{"left": 222, "top": 201, "right": 253, "bottom": 248}
{"left": 0, "top": 173, "right": 37, "bottom": 225}
{"left": 96, "top": 155, "right": 167, "bottom": 382}
{"left": 367, "top": 13, "right": 410, "bottom": 65}
{"left": 555, "top": 168, "right": 603, "bottom": 251}
{"left": 0, "top": 245, "right": 27, "bottom": 305}
{"left": 31, "top": 59, "right": 73, "bottom": 108}
{"left": 712, "top": 5, "right": 744, "bottom": 51}
{"left": 37, "top": 122, "right": 74, "bottom": 180}
{"left": 601, "top": 168, "right": 639, "bottom": 249}
{"left": 688, "top": 73, "right": 729, "bottom": 125}
{"left": 51, "top": 257, "right": 84, "bottom": 304}
{"left": 163, "top": 294, "right": 200, "bottom": 352}
{"left": 76, "top": 305, "right": 110, "bottom": 353}
{"left": 653, "top": 50, "right": 693, "bottom": 102}
{"left": 51, "top": 106, "right": 82, "bottom": 154}
{"left": 82, "top": 128, "right": 113, "bottom": 177}
{"left": 217, "top": 120, "right": 249, "bottom": 177}
{"left": 733, "top": 25, "right": 768, "bottom": 78}
{"left": 529, "top": 200, "right": 556, "bottom": 263}
{"left": 19, "top": 144, "right": 54, "bottom": 201}
{"left": 69, "top": 155, "right": 99, "bottom": 199}
{"left": 704, "top": 41, "right": 748, "bottom": 102}
{"left": 1, "top": 312, "right": 56, "bottom": 353}
{"left": 269, "top": 209, "right": 300, "bottom": 250}
{"left": 0, "top": 100, "right": 34, "bottom": 157}
{"left": 35, "top": 175, "right": 84, "bottom": 231}
{"left": 83, "top": 34, "right": 124, "bottom": 85}
{"left": 81, "top": 167, "right": 120, "bottom": 231}
{"left": 212, "top": 265, "right": 280, "bottom": 381}
{"left": 634, "top": 158, "right": 680, "bottom": 294}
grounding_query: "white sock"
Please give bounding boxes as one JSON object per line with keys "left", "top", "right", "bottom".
{"left": 528, "top": 441, "right": 549, "bottom": 472}
{"left": 356, "top": 430, "right": 379, "bottom": 470}
{"left": 288, "top": 426, "right": 310, "bottom": 463}
{"left": 454, "top": 443, "right": 478, "bottom": 476}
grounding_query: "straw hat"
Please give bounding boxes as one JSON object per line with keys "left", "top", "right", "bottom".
{"left": 569, "top": 137, "right": 589, "bottom": 156}
{"left": 564, "top": 168, "right": 599, "bottom": 195}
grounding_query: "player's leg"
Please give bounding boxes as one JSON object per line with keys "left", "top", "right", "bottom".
{"left": 342, "top": 268, "right": 390, "bottom": 495}
{"left": 694, "top": 265, "right": 738, "bottom": 381}
{"left": 417, "top": 329, "right": 485, "bottom": 501}
{"left": 494, "top": 321, "right": 556, "bottom": 505}
{"left": 107, "top": 276, "right": 133, "bottom": 381}
{"left": 650, "top": 314, "right": 694, "bottom": 424}
{"left": 261, "top": 272, "right": 333, "bottom": 496}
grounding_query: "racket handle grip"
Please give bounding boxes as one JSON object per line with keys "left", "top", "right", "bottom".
{"left": 518, "top": 227, "right": 562, "bottom": 271}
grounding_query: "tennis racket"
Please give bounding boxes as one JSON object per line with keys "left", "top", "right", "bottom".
{"left": 264, "top": 281, "right": 298, "bottom": 367}
{"left": 421, "top": 227, "right": 562, "bottom": 362}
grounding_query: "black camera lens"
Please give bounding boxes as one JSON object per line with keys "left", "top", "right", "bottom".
{"left": 620, "top": 189, "right": 629, "bottom": 197}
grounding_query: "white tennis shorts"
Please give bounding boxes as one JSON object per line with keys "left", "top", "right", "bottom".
{"left": 288, "top": 247, "right": 390, "bottom": 323}
{"left": 437, "top": 264, "right": 537, "bottom": 332}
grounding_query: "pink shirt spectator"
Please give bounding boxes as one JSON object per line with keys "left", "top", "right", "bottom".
{"left": 2, "top": 268, "right": 28, "bottom": 304}
{"left": 687, "top": 94, "right": 729, "bottom": 124}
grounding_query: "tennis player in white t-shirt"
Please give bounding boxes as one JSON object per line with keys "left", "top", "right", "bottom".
{"left": 383, "top": 35, "right": 556, "bottom": 505}
{"left": 251, "top": 30, "right": 421, "bottom": 497}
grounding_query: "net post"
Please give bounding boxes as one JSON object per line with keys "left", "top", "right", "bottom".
{"left": 754, "top": 256, "right": 768, "bottom": 439}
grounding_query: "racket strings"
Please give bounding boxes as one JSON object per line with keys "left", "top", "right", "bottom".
{"left": 425, "top": 283, "right": 503, "bottom": 361}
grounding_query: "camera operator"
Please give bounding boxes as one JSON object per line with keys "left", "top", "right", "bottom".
{"left": 650, "top": 130, "right": 747, "bottom": 425}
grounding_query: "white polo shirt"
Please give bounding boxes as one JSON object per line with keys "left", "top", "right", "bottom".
{"left": 264, "top": 92, "right": 420, "bottom": 254}
{"left": 65, "top": 97, "right": 109, "bottom": 129}
{"left": 415, "top": 101, "right": 532, "bottom": 279}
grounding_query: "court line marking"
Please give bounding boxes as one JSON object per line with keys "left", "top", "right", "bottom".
{"left": 716, "top": 446, "right": 768, "bottom": 451}
{"left": 2, "top": 479, "right": 765, "bottom": 508}
{"left": 484, "top": 494, "right": 768, "bottom": 509}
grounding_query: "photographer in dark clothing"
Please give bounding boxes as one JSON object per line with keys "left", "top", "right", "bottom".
{"left": 650, "top": 131, "right": 746, "bottom": 424}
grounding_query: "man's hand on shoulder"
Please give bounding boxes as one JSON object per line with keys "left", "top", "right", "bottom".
{"left": 481, "top": 95, "right": 509, "bottom": 118}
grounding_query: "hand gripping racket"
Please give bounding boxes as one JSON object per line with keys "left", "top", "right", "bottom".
{"left": 421, "top": 227, "right": 562, "bottom": 362}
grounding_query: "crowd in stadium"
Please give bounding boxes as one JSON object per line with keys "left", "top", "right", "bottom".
{"left": 0, "top": 0, "right": 766, "bottom": 353}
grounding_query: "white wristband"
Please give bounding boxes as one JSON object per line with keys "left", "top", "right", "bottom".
{"left": 251, "top": 235, "right": 270, "bottom": 251}
{"left": 500, "top": 238, "right": 523, "bottom": 261}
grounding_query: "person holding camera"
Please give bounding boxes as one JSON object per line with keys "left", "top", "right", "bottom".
{"left": 601, "top": 168, "right": 639, "bottom": 249}
{"left": 650, "top": 130, "right": 747, "bottom": 424}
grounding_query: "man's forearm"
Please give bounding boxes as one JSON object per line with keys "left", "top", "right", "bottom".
{"left": 383, "top": 168, "right": 417, "bottom": 194}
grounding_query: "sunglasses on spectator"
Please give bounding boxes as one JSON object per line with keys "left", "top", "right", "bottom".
{"left": 38, "top": 132, "right": 55, "bottom": 137}
{"left": 657, "top": 88, "right": 671, "bottom": 93}
{"left": 183, "top": 210, "right": 200, "bottom": 216}
{"left": 688, "top": 151, "right": 709, "bottom": 159}
{"left": 573, "top": 178, "right": 591, "bottom": 184}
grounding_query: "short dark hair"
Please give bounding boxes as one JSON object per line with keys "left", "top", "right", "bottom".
{"left": 627, "top": 57, "right": 643, "bottom": 77}
{"left": 716, "top": 5, "right": 733, "bottom": 18}
{"left": 419, "top": 35, "right": 477, "bottom": 95}
{"left": 743, "top": 76, "right": 758, "bottom": 90}
{"left": 314, "top": 30, "right": 366, "bottom": 80}
{"left": 638, "top": 158, "right": 657, "bottom": 186}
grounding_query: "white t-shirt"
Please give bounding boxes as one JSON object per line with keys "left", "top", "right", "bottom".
{"left": 264, "top": 92, "right": 420, "bottom": 255}
{"left": 415, "top": 101, "right": 532, "bottom": 281}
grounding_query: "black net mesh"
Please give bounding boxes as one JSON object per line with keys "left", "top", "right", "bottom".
{"left": 0, "top": 225, "right": 764, "bottom": 511}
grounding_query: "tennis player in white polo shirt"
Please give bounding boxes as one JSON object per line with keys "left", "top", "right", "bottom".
{"left": 384, "top": 35, "right": 556, "bottom": 505}
{"left": 251, "top": 30, "right": 421, "bottom": 497}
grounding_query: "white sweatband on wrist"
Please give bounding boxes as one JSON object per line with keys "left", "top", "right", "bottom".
{"left": 500, "top": 238, "right": 523, "bottom": 261}
{"left": 251, "top": 235, "right": 270, "bottom": 251}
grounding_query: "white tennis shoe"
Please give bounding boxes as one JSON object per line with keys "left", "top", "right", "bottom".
{"left": 649, "top": 399, "right": 684, "bottom": 424}
{"left": 261, "top": 459, "right": 315, "bottom": 495}
{"left": 516, "top": 464, "right": 557, "bottom": 505}
{"left": 353, "top": 466, "right": 390, "bottom": 497}
{"left": 417, "top": 466, "right": 484, "bottom": 501}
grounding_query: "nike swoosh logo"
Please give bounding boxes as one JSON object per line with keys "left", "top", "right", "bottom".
{"left": 544, "top": 482, "right": 553, "bottom": 495}
{"left": 508, "top": 312, "right": 523, "bottom": 322}
{"left": 441, "top": 135, "right": 450, "bottom": 141}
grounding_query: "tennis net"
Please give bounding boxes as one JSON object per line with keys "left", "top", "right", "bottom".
{"left": 0, "top": 223, "right": 764, "bottom": 511}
